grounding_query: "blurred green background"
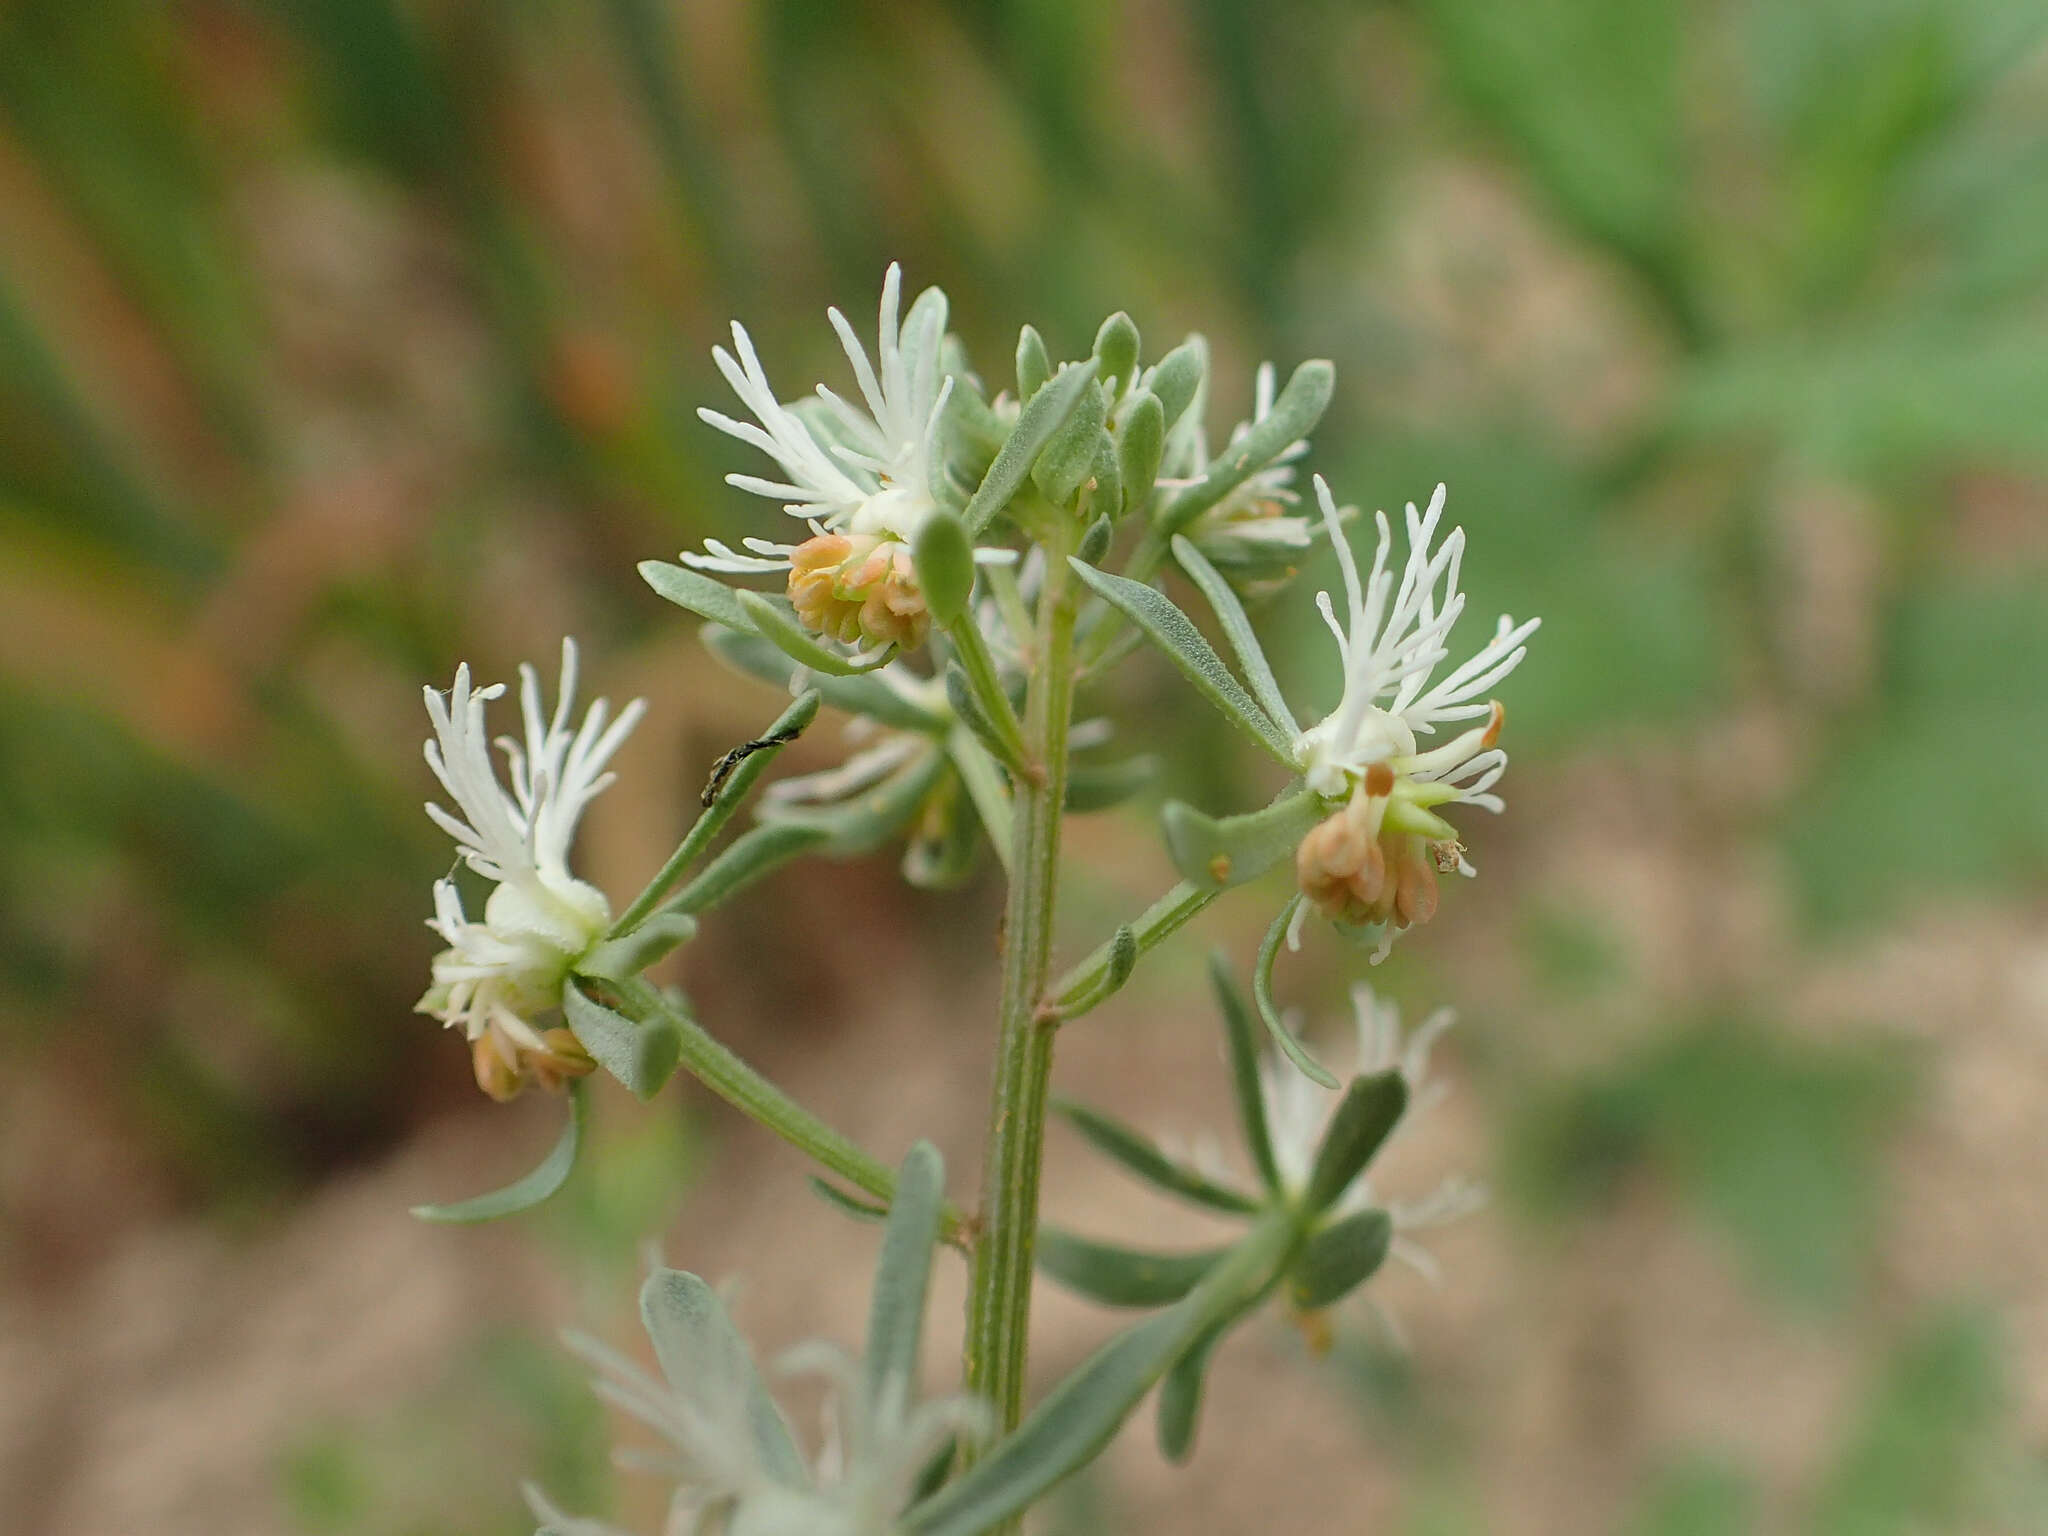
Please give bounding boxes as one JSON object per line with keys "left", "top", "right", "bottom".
{"left": 2, "top": 1, "right": 2045, "bottom": 1532}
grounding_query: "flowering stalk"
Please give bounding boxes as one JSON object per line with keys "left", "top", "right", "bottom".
{"left": 964, "top": 526, "right": 1079, "bottom": 1451}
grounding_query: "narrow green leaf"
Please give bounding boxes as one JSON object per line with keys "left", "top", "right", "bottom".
{"left": 609, "top": 689, "right": 821, "bottom": 937}
{"left": 639, "top": 1268, "right": 807, "bottom": 1486}
{"left": 912, "top": 511, "right": 975, "bottom": 627}
{"left": 1117, "top": 390, "right": 1167, "bottom": 510}
{"left": 759, "top": 748, "right": 951, "bottom": 856}
{"left": 1208, "top": 953, "right": 1282, "bottom": 1195}
{"left": 563, "top": 983, "right": 683, "bottom": 1100}
{"left": 1290, "top": 1208, "right": 1394, "bottom": 1309}
{"left": 1064, "top": 754, "right": 1159, "bottom": 813}
{"left": 1032, "top": 383, "right": 1110, "bottom": 507}
{"left": 810, "top": 1175, "right": 889, "bottom": 1223}
{"left": 1016, "top": 324, "right": 1051, "bottom": 403}
{"left": 904, "top": 1309, "right": 1189, "bottom": 1536}
{"left": 1076, "top": 513, "right": 1115, "bottom": 566}
{"left": 1170, "top": 535, "right": 1300, "bottom": 736}
{"left": 1157, "top": 359, "right": 1333, "bottom": 536}
{"left": 1067, "top": 559, "right": 1295, "bottom": 763}
{"left": 1254, "top": 895, "right": 1339, "bottom": 1089}
{"left": 865, "top": 1142, "right": 946, "bottom": 1403}
{"left": 701, "top": 626, "right": 947, "bottom": 733}
{"left": 944, "top": 724, "right": 1015, "bottom": 876}
{"left": 1053, "top": 1098, "right": 1262, "bottom": 1215}
{"left": 578, "top": 911, "right": 697, "bottom": 982}
{"left": 411, "top": 1082, "right": 586, "bottom": 1223}
{"left": 945, "top": 664, "right": 1031, "bottom": 778}
{"left": 1147, "top": 336, "right": 1206, "bottom": 431}
{"left": 1037, "top": 1228, "right": 1231, "bottom": 1308}
{"left": 1304, "top": 1073, "right": 1409, "bottom": 1215}
{"left": 1156, "top": 1322, "right": 1226, "bottom": 1463}
{"left": 639, "top": 559, "right": 758, "bottom": 633}
{"left": 1086, "top": 429, "right": 1123, "bottom": 520}
{"left": 736, "top": 588, "right": 897, "bottom": 675}
{"left": 673, "top": 821, "right": 830, "bottom": 911}
{"left": 965, "top": 359, "right": 1100, "bottom": 535}
{"left": 1162, "top": 788, "right": 1320, "bottom": 890}
{"left": 1093, "top": 311, "right": 1140, "bottom": 394}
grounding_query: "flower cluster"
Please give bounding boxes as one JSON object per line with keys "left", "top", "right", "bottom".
{"left": 418, "top": 639, "right": 642, "bottom": 1100}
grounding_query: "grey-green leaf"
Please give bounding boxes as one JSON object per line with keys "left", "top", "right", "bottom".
{"left": 1208, "top": 953, "right": 1283, "bottom": 1195}
{"left": 1290, "top": 1208, "right": 1394, "bottom": 1310}
{"left": 1037, "top": 1228, "right": 1231, "bottom": 1308}
{"left": 1254, "top": 894, "right": 1339, "bottom": 1089}
{"left": 640, "top": 559, "right": 759, "bottom": 633}
{"left": 577, "top": 911, "right": 697, "bottom": 983}
{"left": 759, "top": 748, "right": 950, "bottom": 856}
{"left": 1053, "top": 1098, "right": 1262, "bottom": 1215}
{"left": 411, "top": 1082, "right": 586, "bottom": 1223}
{"left": 1170, "top": 535, "right": 1300, "bottom": 736}
{"left": 1161, "top": 787, "right": 1320, "bottom": 891}
{"left": 1304, "top": 1072, "right": 1409, "bottom": 1216}
{"left": 810, "top": 1176, "right": 889, "bottom": 1223}
{"left": 701, "top": 626, "right": 946, "bottom": 734}
{"left": 1032, "top": 383, "right": 1110, "bottom": 507}
{"left": 1156, "top": 1322, "right": 1226, "bottom": 1463}
{"left": 640, "top": 1268, "right": 807, "bottom": 1487}
{"left": 736, "top": 588, "right": 897, "bottom": 676}
{"left": 1116, "top": 389, "right": 1167, "bottom": 510}
{"left": 865, "top": 1141, "right": 946, "bottom": 1405}
{"left": 1093, "top": 311, "right": 1140, "bottom": 395}
{"left": 1146, "top": 337, "right": 1207, "bottom": 430}
{"left": 1064, "top": 754, "right": 1159, "bottom": 813}
{"left": 673, "top": 821, "right": 831, "bottom": 911}
{"left": 1066, "top": 558, "right": 1296, "bottom": 763}
{"left": 1015, "top": 324, "right": 1051, "bottom": 403}
{"left": 1156, "top": 359, "right": 1333, "bottom": 537}
{"left": 563, "top": 982, "right": 682, "bottom": 1101}
{"left": 965, "top": 359, "right": 1100, "bottom": 535}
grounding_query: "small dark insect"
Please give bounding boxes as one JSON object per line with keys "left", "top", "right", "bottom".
{"left": 701, "top": 725, "right": 804, "bottom": 807}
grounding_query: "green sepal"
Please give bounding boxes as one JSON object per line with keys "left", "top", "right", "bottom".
{"left": 1036, "top": 1228, "right": 1231, "bottom": 1308}
{"left": 735, "top": 588, "right": 898, "bottom": 676}
{"left": 810, "top": 1175, "right": 889, "bottom": 1223}
{"left": 1116, "top": 389, "right": 1167, "bottom": 510}
{"left": 639, "top": 559, "right": 760, "bottom": 633}
{"left": 1015, "top": 324, "right": 1051, "bottom": 403}
{"left": 759, "top": 747, "right": 951, "bottom": 856}
{"left": 940, "top": 364, "right": 1008, "bottom": 462}
{"left": 410, "top": 1080, "right": 587, "bottom": 1223}
{"left": 1170, "top": 535, "right": 1300, "bottom": 736}
{"left": 639, "top": 1268, "right": 809, "bottom": 1487}
{"left": 1032, "top": 380, "right": 1110, "bottom": 507}
{"left": 1156, "top": 358, "right": 1333, "bottom": 537}
{"left": 1208, "top": 953, "right": 1283, "bottom": 1195}
{"left": 1383, "top": 797, "right": 1460, "bottom": 840}
{"left": 577, "top": 911, "right": 697, "bottom": 983}
{"left": 1064, "top": 754, "right": 1159, "bottom": 812}
{"left": 965, "top": 359, "right": 1099, "bottom": 535}
{"left": 1066, "top": 558, "right": 1296, "bottom": 764}
{"left": 1146, "top": 337, "right": 1206, "bottom": 430}
{"left": 912, "top": 510, "right": 975, "bottom": 628}
{"left": 1162, "top": 787, "right": 1320, "bottom": 890}
{"left": 864, "top": 1141, "right": 946, "bottom": 1403}
{"left": 563, "top": 981, "right": 682, "bottom": 1100}
{"left": 1053, "top": 1097, "right": 1262, "bottom": 1215}
{"left": 1254, "top": 894, "right": 1339, "bottom": 1088}
{"left": 1156, "top": 1320, "right": 1227, "bottom": 1463}
{"left": 1304, "top": 1072, "right": 1408, "bottom": 1216}
{"left": 1092, "top": 311, "right": 1140, "bottom": 395}
{"left": 1291, "top": 1208, "right": 1394, "bottom": 1310}
{"left": 701, "top": 625, "right": 947, "bottom": 734}
{"left": 672, "top": 821, "right": 831, "bottom": 911}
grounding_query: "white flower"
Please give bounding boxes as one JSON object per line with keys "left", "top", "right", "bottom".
{"left": 688, "top": 263, "right": 955, "bottom": 575}
{"left": 1163, "top": 359, "right": 1315, "bottom": 555}
{"left": 554, "top": 1314, "right": 986, "bottom": 1536}
{"left": 1261, "top": 986, "right": 1485, "bottom": 1281}
{"left": 418, "top": 639, "right": 643, "bottom": 1082}
{"left": 1291, "top": 476, "right": 1538, "bottom": 804}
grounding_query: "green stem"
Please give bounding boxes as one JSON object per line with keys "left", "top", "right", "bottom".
{"left": 964, "top": 539, "right": 1079, "bottom": 1442}
{"left": 1047, "top": 879, "right": 1219, "bottom": 1024}
{"left": 613, "top": 978, "right": 969, "bottom": 1245}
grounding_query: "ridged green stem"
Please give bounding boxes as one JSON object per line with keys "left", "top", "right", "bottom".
{"left": 963, "top": 537, "right": 1080, "bottom": 1458}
